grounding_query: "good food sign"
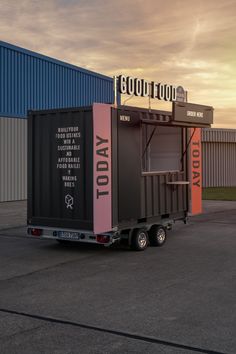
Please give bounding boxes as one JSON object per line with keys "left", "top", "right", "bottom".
{"left": 118, "top": 74, "right": 186, "bottom": 102}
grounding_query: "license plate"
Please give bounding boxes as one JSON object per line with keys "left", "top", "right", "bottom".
{"left": 57, "top": 231, "right": 80, "bottom": 240}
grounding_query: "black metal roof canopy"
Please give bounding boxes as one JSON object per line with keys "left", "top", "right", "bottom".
{"left": 118, "top": 102, "right": 213, "bottom": 128}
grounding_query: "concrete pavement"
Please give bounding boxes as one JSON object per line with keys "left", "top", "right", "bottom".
{"left": 0, "top": 200, "right": 235, "bottom": 353}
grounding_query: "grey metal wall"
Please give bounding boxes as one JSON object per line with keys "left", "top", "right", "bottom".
{"left": 0, "top": 117, "right": 27, "bottom": 202}
{"left": 202, "top": 128, "right": 236, "bottom": 187}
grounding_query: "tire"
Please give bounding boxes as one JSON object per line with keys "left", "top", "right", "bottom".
{"left": 131, "top": 228, "right": 149, "bottom": 251}
{"left": 149, "top": 225, "right": 166, "bottom": 247}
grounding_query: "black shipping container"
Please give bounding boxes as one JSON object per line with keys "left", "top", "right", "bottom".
{"left": 28, "top": 103, "right": 213, "bottom": 249}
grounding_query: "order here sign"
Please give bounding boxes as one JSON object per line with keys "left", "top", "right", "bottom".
{"left": 172, "top": 102, "right": 213, "bottom": 127}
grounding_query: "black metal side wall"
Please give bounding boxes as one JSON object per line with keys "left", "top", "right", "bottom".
{"left": 28, "top": 108, "right": 93, "bottom": 230}
{"left": 140, "top": 127, "right": 188, "bottom": 219}
{"left": 117, "top": 109, "right": 141, "bottom": 223}
{"left": 113, "top": 108, "right": 188, "bottom": 226}
{"left": 140, "top": 172, "right": 188, "bottom": 218}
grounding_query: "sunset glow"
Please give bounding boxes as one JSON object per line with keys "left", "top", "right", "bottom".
{"left": 1, "top": 0, "right": 236, "bottom": 127}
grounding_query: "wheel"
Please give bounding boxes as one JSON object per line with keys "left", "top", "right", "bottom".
{"left": 131, "top": 228, "right": 149, "bottom": 251}
{"left": 149, "top": 225, "right": 166, "bottom": 247}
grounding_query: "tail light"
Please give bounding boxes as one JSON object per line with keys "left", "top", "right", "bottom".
{"left": 28, "top": 228, "right": 42, "bottom": 237}
{"left": 96, "top": 235, "right": 110, "bottom": 244}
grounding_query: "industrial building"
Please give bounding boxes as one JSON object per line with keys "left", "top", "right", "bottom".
{"left": 0, "top": 41, "right": 235, "bottom": 203}
{"left": 0, "top": 41, "right": 114, "bottom": 202}
{"left": 202, "top": 128, "right": 236, "bottom": 187}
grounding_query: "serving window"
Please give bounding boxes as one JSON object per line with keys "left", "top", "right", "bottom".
{"left": 142, "top": 124, "right": 183, "bottom": 173}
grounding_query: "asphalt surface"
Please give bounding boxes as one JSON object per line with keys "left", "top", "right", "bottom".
{"left": 0, "top": 201, "right": 236, "bottom": 354}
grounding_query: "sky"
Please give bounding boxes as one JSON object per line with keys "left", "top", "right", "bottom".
{"left": 1, "top": 0, "right": 236, "bottom": 128}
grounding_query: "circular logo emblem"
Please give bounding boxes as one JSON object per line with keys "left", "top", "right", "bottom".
{"left": 176, "top": 86, "right": 186, "bottom": 102}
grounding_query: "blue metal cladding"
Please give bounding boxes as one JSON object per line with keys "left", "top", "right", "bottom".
{"left": 0, "top": 41, "right": 115, "bottom": 118}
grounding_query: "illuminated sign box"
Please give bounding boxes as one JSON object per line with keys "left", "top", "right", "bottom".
{"left": 172, "top": 102, "right": 213, "bottom": 127}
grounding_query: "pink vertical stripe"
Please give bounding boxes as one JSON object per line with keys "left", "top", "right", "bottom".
{"left": 190, "top": 128, "right": 202, "bottom": 215}
{"left": 93, "top": 103, "right": 112, "bottom": 234}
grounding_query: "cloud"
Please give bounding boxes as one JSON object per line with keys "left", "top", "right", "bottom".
{"left": 0, "top": 0, "right": 236, "bottom": 127}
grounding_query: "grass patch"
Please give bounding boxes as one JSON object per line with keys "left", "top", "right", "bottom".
{"left": 202, "top": 187, "right": 236, "bottom": 201}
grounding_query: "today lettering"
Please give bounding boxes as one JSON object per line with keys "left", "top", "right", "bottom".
{"left": 96, "top": 135, "right": 109, "bottom": 199}
{"left": 192, "top": 141, "right": 201, "bottom": 187}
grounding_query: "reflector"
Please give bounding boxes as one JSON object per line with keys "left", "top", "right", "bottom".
{"left": 31, "top": 228, "right": 42, "bottom": 236}
{"left": 96, "top": 235, "right": 110, "bottom": 244}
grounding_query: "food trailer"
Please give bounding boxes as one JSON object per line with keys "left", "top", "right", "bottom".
{"left": 27, "top": 100, "right": 213, "bottom": 250}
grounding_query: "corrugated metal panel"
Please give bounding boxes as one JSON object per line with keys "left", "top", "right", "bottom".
{"left": 0, "top": 41, "right": 114, "bottom": 118}
{"left": 0, "top": 117, "right": 27, "bottom": 202}
{"left": 28, "top": 108, "right": 93, "bottom": 229}
{"left": 141, "top": 172, "right": 188, "bottom": 217}
{"left": 202, "top": 128, "right": 236, "bottom": 143}
{"left": 202, "top": 139, "right": 236, "bottom": 187}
